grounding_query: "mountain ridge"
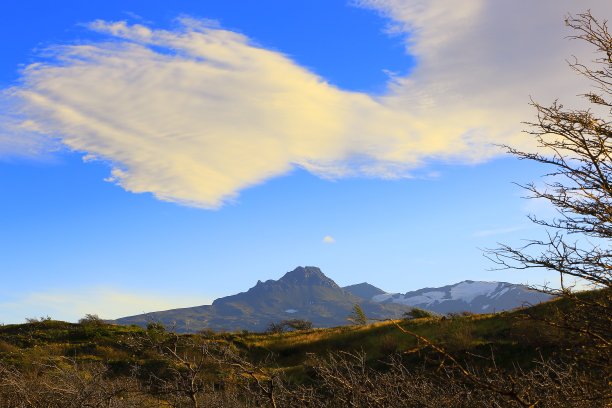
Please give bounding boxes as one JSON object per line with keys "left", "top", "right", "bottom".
{"left": 114, "top": 267, "right": 552, "bottom": 332}
{"left": 351, "top": 279, "right": 551, "bottom": 314}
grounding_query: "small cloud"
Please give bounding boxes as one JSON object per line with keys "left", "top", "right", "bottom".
{"left": 121, "top": 11, "right": 153, "bottom": 25}
{"left": 323, "top": 235, "right": 336, "bottom": 244}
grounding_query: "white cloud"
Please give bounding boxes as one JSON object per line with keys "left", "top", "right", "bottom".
{"left": 360, "top": 0, "right": 612, "bottom": 146}
{"left": 0, "top": 97, "right": 57, "bottom": 159}
{"left": 323, "top": 235, "right": 336, "bottom": 244}
{"left": 3, "top": 1, "right": 611, "bottom": 207}
{"left": 0, "top": 287, "right": 213, "bottom": 324}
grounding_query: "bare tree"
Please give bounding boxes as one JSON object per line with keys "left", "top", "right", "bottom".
{"left": 488, "top": 11, "right": 611, "bottom": 288}
{"left": 283, "top": 350, "right": 603, "bottom": 408}
{"left": 0, "top": 358, "right": 150, "bottom": 408}
{"left": 487, "top": 10, "right": 611, "bottom": 400}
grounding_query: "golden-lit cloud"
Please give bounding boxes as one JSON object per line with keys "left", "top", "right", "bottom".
{"left": 358, "top": 0, "right": 612, "bottom": 147}
{"left": 3, "top": 1, "right": 611, "bottom": 207}
{"left": 0, "top": 287, "right": 213, "bottom": 323}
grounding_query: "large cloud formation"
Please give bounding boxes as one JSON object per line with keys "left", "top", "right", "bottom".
{"left": 4, "top": 1, "right": 611, "bottom": 208}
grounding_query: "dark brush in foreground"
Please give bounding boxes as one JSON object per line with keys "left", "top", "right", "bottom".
{"left": 0, "top": 290, "right": 609, "bottom": 407}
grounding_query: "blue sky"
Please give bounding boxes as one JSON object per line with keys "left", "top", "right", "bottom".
{"left": 1, "top": 0, "right": 610, "bottom": 323}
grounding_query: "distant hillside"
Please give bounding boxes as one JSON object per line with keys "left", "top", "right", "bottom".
{"left": 358, "top": 280, "right": 552, "bottom": 314}
{"left": 2, "top": 293, "right": 586, "bottom": 376}
{"left": 115, "top": 266, "right": 411, "bottom": 332}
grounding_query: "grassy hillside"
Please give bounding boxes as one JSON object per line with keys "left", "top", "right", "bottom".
{"left": 0, "top": 292, "right": 608, "bottom": 407}
{"left": 0, "top": 296, "right": 576, "bottom": 373}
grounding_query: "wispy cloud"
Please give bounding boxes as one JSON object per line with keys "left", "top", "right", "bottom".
{"left": 323, "top": 235, "right": 336, "bottom": 244}
{"left": 472, "top": 225, "right": 530, "bottom": 238}
{"left": 2, "top": 1, "right": 610, "bottom": 207}
{"left": 0, "top": 287, "right": 213, "bottom": 324}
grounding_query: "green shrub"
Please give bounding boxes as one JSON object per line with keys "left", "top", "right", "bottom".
{"left": 78, "top": 314, "right": 104, "bottom": 326}
{"left": 348, "top": 304, "right": 367, "bottom": 325}
{"left": 403, "top": 308, "right": 435, "bottom": 319}
{"left": 146, "top": 322, "right": 166, "bottom": 333}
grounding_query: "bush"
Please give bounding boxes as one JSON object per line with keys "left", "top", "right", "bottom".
{"left": 283, "top": 319, "right": 312, "bottom": 331}
{"left": 198, "top": 328, "right": 216, "bottom": 338}
{"left": 25, "top": 316, "right": 51, "bottom": 324}
{"left": 146, "top": 322, "right": 166, "bottom": 332}
{"left": 404, "top": 308, "right": 435, "bottom": 319}
{"left": 348, "top": 304, "right": 367, "bottom": 325}
{"left": 266, "top": 319, "right": 313, "bottom": 334}
{"left": 78, "top": 314, "right": 104, "bottom": 326}
{"left": 266, "top": 322, "right": 285, "bottom": 334}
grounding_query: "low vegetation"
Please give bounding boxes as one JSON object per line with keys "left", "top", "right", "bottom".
{"left": 0, "top": 290, "right": 609, "bottom": 407}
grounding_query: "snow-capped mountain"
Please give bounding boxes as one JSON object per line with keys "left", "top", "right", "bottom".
{"left": 115, "top": 267, "right": 554, "bottom": 333}
{"left": 345, "top": 280, "right": 552, "bottom": 314}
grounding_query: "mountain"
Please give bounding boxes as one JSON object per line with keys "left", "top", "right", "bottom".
{"left": 343, "top": 282, "right": 387, "bottom": 299}
{"left": 115, "top": 267, "right": 411, "bottom": 333}
{"left": 353, "top": 280, "right": 552, "bottom": 314}
{"left": 115, "top": 268, "right": 553, "bottom": 333}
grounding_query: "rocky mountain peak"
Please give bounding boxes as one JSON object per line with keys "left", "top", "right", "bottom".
{"left": 279, "top": 266, "right": 339, "bottom": 288}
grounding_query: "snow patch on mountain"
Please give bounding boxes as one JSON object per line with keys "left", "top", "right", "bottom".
{"left": 372, "top": 293, "right": 394, "bottom": 302}
{"left": 366, "top": 280, "right": 552, "bottom": 314}
{"left": 450, "top": 281, "right": 501, "bottom": 303}
{"left": 492, "top": 287, "right": 510, "bottom": 298}
{"left": 397, "top": 291, "right": 446, "bottom": 306}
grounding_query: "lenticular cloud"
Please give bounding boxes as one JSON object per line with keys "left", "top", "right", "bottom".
{"left": 6, "top": 0, "right": 611, "bottom": 208}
